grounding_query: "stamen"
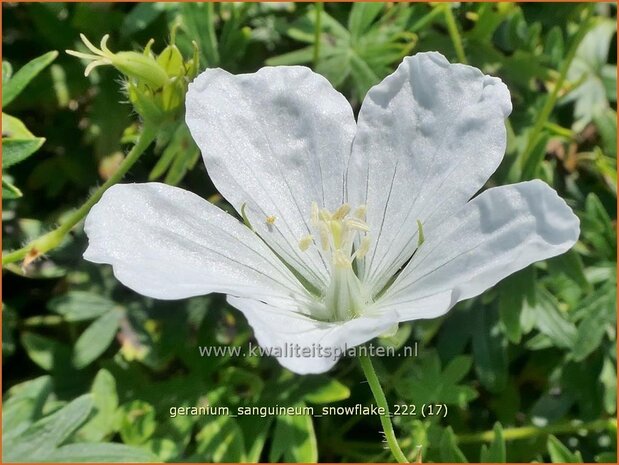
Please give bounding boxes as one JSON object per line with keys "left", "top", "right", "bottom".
{"left": 354, "top": 236, "right": 371, "bottom": 259}
{"left": 299, "top": 234, "right": 313, "bottom": 251}
{"left": 345, "top": 217, "right": 369, "bottom": 232}
{"left": 332, "top": 203, "right": 351, "bottom": 220}
{"left": 311, "top": 201, "right": 320, "bottom": 226}
{"left": 354, "top": 205, "right": 367, "bottom": 220}
{"left": 298, "top": 201, "right": 372, "bottom": 321}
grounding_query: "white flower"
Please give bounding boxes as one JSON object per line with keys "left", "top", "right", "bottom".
{"left": 84, "top": 52, "right": 580, "bottom": 374}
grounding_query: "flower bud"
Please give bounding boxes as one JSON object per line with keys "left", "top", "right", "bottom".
{"left": 67, "top": 33, "right": 200, "bottom": 127}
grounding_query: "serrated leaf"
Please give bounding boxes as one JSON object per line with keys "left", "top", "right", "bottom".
{"left": 72, "top": 310, "right": 121, "bottom": 369}
{"left": 3, "top": 51, "right": 58, "bottom": 107}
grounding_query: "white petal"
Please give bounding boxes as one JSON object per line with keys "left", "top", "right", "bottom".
{"left": 84, "top": 183, "right": 308, "bottom": 305}
{"left": 186, "top": 66, "right": 357, "bottom": 290}
{"left": 228, "top": 296, "right": 398, "bottom": 374}
{"left": 376, "top": 180, "right": 580, "bottom": 319}
{"left": 348, "top": 51, "right": 512, "bottom": 295}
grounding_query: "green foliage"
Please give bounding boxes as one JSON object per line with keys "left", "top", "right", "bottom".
{"left": 3, "top": 2, "right": 616, "bottom": 463}
{"left": 2, "top": 51, "right": 57, "bottom": 198}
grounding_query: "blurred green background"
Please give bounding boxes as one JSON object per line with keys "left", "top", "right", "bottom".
{"left": 2, "top": 2, "right": 617, "bottom": 463}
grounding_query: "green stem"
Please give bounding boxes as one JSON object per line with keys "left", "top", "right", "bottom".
{"left": 457, "top": 418, "right": 616, "bottom": 444}
{"left": 313, "top": 2, "right": 323, "bottom": 68}
{"left": 2, "top": 124, "right": 157, "bottom": 266}
{"left": 519, "top": 5, "right": 594, "bottom": 169}
{"left": 442, "top": 5, "right": 467, "bottom": 64}
{"left": 409, "top": 5, "right": 444, "bottom": 33}
{"left": 358, "top": 354, "right": 409, "bottom": 463}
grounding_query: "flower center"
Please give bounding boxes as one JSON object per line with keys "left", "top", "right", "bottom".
{"left": 299, "top": 202, "right": 371, "bottom": 321}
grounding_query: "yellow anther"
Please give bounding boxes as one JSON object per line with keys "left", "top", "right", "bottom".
{"left": 332, "top": 203, "right": 351, "bottom": 220}
{"left": 266, "top": 215, "right": 277, "bottom": 225}
{"left": 354, "top": 205, "right": 367, "bottom": 220}
{"left": 355, "top": 236, "right": 371, "bottom": 259}
{"left": 298, "top": 234, "right": 314, "bottom": 252}
{"left": 345, "top": 217, "right": 369, "bottom": 232}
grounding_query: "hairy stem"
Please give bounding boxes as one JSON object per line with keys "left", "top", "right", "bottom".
{"left": 457, "top": 418, "right": 617, "bottom": 444}
{"left": 442, "top": 5, "right": 467, "bottom": 64}
{"left": 2, "top": 124, "right": 157, "bottom": 266}
{"left": 313, "top": 2, "right": 323, "bottom": 68}
{"left": 359, "top": 353, "right": 409, "bottom": 463}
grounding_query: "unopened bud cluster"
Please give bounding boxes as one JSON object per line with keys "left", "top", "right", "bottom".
{"left": 67, "top": 32, "right": 199, "bottom": 126}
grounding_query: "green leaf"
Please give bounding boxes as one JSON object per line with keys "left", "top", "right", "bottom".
{"left": 3, "top": 50, "right": 58, "bottom": 107}
{"left": 2, "top": 112, "right": 36, "bottom": 139}
{"left": 2, "top": 177, "right": 23, "bottom": 199}
{"left": 303, "top": 378, "right": 351, "bottom": 404}
{"left": 480, "top": 423, "right": 506, "bottom": 462}
{"left": 181, "top": 2, "right": 219, "bottom": 66}
{"left": 238, "top": 416, "right": 273, "bottom": 463}
{"left": 21, "top": 332, "right": 72, "bottom": 371}
{"left": 72, "top": 310, "right": 121, "bottom": 369}
{"left": 547, "top": 435, "right": 583, "bottom": 463}
{"left": 2, "top": 138, "right": 46, "bottom": 169}
{"left": 48, "top": 443, "right": 158, "bottom": 462}
{"left": 48, "top": 291, "right": 116, "bottom": 322}
{"left": 3, "top": 376, "right": 52, "bottom": 443}
{"left": 75, "top": 369, "right": 119, "bottom": 441}
{"left": 121, "top": 3, "right": 166, "bottom": 37}
{"left": 348, "top": 2, "right": 384, "bottom": 41}
{"left": 564, "top": 19, "right": 617, "bottom": 131}
{"left": 534, "top": 289, "right": 578, "bottom": 350}
{"left": 2, "top": 60, "right": 13, "bottom": 85}
{"left": 196, "top": 416, "right": 246, "bottom": 462}
{"left": 118, "top": 400, "right": 156, "bottom": 446}
{"left": 472, "top": 308, "right": 508, "bottom": 392}
{"left": 395, "top": 351, "right": 477, "bottom": 408}
{"left": 439, "top": 426, "right": 468, "bottom": 463}
{"left": 499, "top": 267, "right": 536, "bottom": 343}
{"left": 266, "top": 46, "right": 314, "bottom": 66}
{"left": 547, "top": 249, "right": 591, "bottom": 292}
{"left": 4, "top": 395, "right": 93, "bottom": 462}
{"left": 269, "top": 403, "right": 318, "bottom": 462}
